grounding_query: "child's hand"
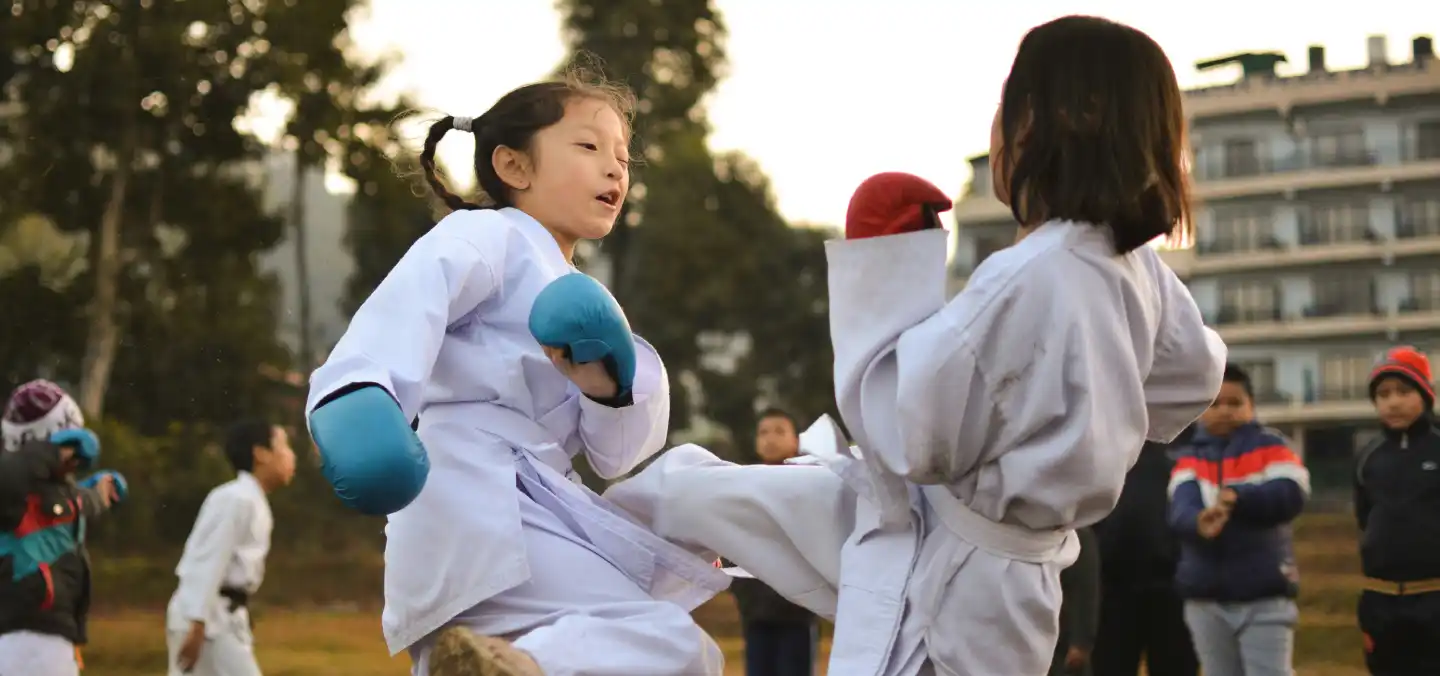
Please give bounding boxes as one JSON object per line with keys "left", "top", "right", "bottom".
{"left": 93, "top": 474, "right": 118, "bottom": 508}
{"left": 1219, "top": 487, "right": 1238, "bottom": 509}
{"left": 543, "top": 347, "right": 619, "bottom": 399}
{"left": 1197, "top": 506, "right": 1230, "bottom": 539}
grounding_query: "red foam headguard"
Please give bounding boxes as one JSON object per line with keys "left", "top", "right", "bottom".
{"left": 844, "top": 172, "right": 953, "bottom": 240}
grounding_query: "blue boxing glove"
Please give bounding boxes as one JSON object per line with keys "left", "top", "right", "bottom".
{"left": 308, "top": 385, "right": 429, "bottom": 516}
{"left": 79, "top": 470, "right": 128, "bottom": 506}
{"left": 528, "top": 273, "right": 637, "bottom": 398}
{"left": 49, "top": 428, "right": 100, "bottom": 470}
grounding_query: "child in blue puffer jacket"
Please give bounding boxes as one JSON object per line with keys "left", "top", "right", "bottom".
{"left": 1167, "top": 363, "right": 1310, "bottom": 676}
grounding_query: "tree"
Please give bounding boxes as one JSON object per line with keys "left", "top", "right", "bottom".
{"left": 257, "top": 0, "right": 395, "bottom": 367}
{"left": 556, "top": 0, "right": 727, "bottom": 307}
{"left": 2, "top": 1, "right": 284, "bottom": 418}
{"left": 0, "top": 215, "right": 88, "bottom": 390}
{"left": 0, "top": 1, "right": 382, "bottom": 430}
{"left": 631, "top": 153, "right": 837, "bottom": 460}
{"left": 557, "top": 1, "right": 837, "bottom": 462}
{"left": 340, "top": 116, "right": 435, "bottom": 317}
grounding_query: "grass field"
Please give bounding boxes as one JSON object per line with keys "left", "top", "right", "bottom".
{"left": 81, "top": 513, "right": 1366, "bottom": 675}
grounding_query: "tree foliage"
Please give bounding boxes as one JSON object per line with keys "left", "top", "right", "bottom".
{"left": 556, "top": 0, "right": 836, "bottom": 462}
{"left": 0, "top": 0, "right": 404, "bottom": 557}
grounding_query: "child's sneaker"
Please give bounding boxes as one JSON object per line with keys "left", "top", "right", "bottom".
{"left": 428, "top": 626, "right": 543, "bottom": 676}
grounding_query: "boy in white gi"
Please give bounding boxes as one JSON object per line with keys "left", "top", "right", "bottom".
{"left": 305, "top": 69, "right": 729, "bottom": 676}
{"left": 167, "top": 420, "right": 296, "bottom": 675}
{"left": 608, "top": 15, "right": 1227, "bottom": 676}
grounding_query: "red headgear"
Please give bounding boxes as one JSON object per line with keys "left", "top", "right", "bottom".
{"left": 844, "top": 172, "right": 953, "bottom": 240}
{"left": 1369, "top": 346, "right": 1435, "bottom": 409}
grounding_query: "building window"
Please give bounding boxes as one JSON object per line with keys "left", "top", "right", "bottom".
{"left": 1311, "top": 275, "right": 1375, "bottom": 316}
{"left": 1233, "top": 359, "right": 1281, "bottom": 403}
{"left": 1399, "top": 195, "right": 1440, "bottom": 238}
{"left": 1218, "top": 281, "right": 1280, "bottom": 323}
{"left": 1415, "top": 120, "right": 1440, "bottom": 161}
{"left": 1319, "top": 353, "right": 1373, "bottom": 400}
{"left": 1413, "top": 270, "right": 1440, "bottom": 311}
{"left": 1210, "top": 205, "right": 1273, "bottom": 253}
{"left": 1222, "top": 138, "right": 1262, "bottom": 177}
{"left": 1302, "top": 201, "right": 1371, "bottom": 244}
{"left": 1308, "top": 129, "right": 1370, "bottom": 168}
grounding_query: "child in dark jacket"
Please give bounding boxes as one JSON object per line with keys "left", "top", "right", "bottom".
{"left": 1354, "top": 346, "right": 1440, "bottom": 675}
{"left": 1167, "top": 363, "right": 1309, "bottom": 676}
{"left": 0, "top": 380, "right": 126, "bottom": 676}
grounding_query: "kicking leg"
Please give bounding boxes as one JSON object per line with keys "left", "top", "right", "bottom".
{"left": 604, "top": 443, "right": 855, "bottom": 619}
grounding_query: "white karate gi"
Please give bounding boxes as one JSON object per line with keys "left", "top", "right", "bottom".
{"left": 165, "top": 471, "right": 273, "bottom": 676}
{"left": 306, "top": 207, "right": 730, "bottom": 676}
{"left": 610, "top": 222, "right": 1226, "bottom": 676}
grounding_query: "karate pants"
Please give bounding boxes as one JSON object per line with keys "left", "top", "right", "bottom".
{"left": 0, "top": 631, "right": 79, "bottom": 676}
{"left": 166, "top": 617, "right": 262, "bottom": 676}
{"left": 607, "top": 444, "right": 1073, "bottom": 676}
{"left": 408, "top": 484, "right": 723, "bottom": 676}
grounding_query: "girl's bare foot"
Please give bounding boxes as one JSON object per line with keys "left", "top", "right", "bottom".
{"left": 428, "top": 626, "right": 543, "bottom": 676}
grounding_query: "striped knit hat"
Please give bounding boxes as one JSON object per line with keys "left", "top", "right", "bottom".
{"left": 2, "top": 380, "right": 85, "bottom": 452}
{"left": 1369, "top": 346, "right": 1435, "bottom": 410}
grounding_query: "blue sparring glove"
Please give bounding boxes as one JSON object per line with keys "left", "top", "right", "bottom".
{"left": 528, "top": 273, "right": 637, "bottom": 397}
{"left": 308, "top": 386, "right": 429, "bottom": 516}
{"left": 49, "top": 428, "right": 100, "bottom": 470}
{"left": 79, "top": 470, "right": 128, "bottom": 506}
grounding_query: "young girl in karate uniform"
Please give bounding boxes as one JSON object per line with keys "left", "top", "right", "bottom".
{"left": 306, "top": 72, "right": 729, "bottom": 676}
{"left": 609, "top": 15, "right": 1227, "bottom": 676}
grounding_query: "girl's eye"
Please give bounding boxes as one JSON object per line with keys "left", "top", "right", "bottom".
{"left": 577, "top": 143, "right": 598, "bottom": 151}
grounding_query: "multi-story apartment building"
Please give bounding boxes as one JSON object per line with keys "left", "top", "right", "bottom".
{"left": 949, "top": 34, "right": 1440, "bottom": 490}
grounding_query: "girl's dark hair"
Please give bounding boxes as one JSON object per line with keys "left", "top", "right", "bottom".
{"left": 997, "top": 16, "right": 1193, "bottom": 254}
{"left": 417, "top": 66, "right": 635, "bottom": 213}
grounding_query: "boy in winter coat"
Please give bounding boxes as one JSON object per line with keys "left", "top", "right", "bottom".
{"left": 1354, "top": 346, "right": 1440, "bottom": 676}
{"left": 1168, "top": 363, "right": 1309, "bottom": 676}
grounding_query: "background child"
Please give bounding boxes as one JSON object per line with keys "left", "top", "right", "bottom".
{"left": 167, "top": 419, "right": 296, "bottom": 676}
{"left": 1050, "top": 526, "right": 1100, "bottom": 676}
{"left": 1169, "top": 363, "right": 1309, "bottom": 676}
{"left": 0, "top": 380, "right": 125, "bottom": 676}
{"left": 1354, "top": 346, "right": 1440, "bottom": 675}
{"left": 306, "top": 68, "right": 728, "bottom": 676}
{"left": 731, "top": 408, "right": 819, "bottom": 676}
{"left": 1091, "top": 437, "right": 1200, "bottom": 676}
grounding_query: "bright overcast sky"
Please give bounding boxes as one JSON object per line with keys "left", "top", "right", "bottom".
{"left": 334, "top": 0, "right": 1431, "bottom": 228}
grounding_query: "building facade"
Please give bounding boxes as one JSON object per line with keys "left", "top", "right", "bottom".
{"left": 949, "top": 34, "right": 1440, "bottom": 492}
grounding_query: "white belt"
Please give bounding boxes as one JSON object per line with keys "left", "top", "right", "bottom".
{"left": 920, "top": 485, "right": 1071, "bottom": 563}
{"left": 421, "top": 400, "right": 574, "bottom": 475}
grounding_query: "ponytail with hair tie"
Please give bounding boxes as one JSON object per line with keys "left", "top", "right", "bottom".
{"left": 417, "top": 115, "right": 486, "bottom": 213}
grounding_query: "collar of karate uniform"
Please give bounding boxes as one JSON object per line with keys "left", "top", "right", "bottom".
{"left": 501, "top": 207, "right": 578, "bottom": 272}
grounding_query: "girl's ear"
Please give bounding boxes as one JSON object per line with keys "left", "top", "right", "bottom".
{"left": 492, "top": 145, "right": 532, "bottom": 192}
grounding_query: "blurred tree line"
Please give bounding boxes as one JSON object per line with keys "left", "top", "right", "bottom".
{"left": 0, "top": 0, "right": 836, "bottom": 585}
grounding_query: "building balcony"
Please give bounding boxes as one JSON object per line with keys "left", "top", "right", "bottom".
{"left": 1194, "top": 147, "right": 1384, "bottom": 182}
{"left": 1184, "top": 227, "right": 1440, "bottom": 276}
{"left": 1196, "top": 149, "right": 1440, "bottom": 202}
{"left": 1184, "top": 64, "right": 1440, "bottom": 121}
{"left": 954, "top": 145, "right": 1440, "bottom": 227}
{"left": 1212, "top": 300, "right": 1440, "bottom": 344}
{"left": 1255, "top": 385, "right": 1373, "bottom": 425}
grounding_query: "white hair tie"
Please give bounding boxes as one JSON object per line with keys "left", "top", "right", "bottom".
{"left": 452, "top": 116, "right": 474, "bottom": 132}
